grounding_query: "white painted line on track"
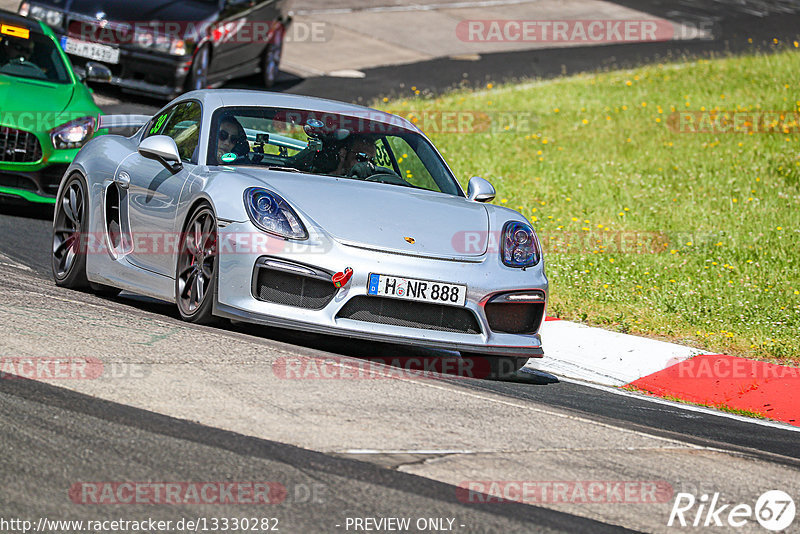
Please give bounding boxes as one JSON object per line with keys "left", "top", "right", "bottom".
{"left": 293, "top": 0, "right": 539, "bottom": 16}
{"left": 342, "top": 446, "right": 693, "bottom": 454}
{"left": 559, "top": 376, "right": 800, "bottom": 433}
{"left": 0, "top": 253, "right": 33, "bottom": 272}
{"left": 327, "top": 69, "right": 367, "bottom": 78}
{"left": 390, "top": 377, "right": 703, "bottom": 447}
{"left": 280, "top": 354, "right": 703, "bottom": 448}
{"left": 344, "top": 449, "right": 475, "bottom": 454}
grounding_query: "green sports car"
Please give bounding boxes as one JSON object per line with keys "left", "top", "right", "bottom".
{"left": 0, "top": 10, "right": 108, "bottom": 204}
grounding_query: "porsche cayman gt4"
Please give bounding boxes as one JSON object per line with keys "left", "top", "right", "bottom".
{"left": 52, "top": 90, "right": 548, "bottom": 377}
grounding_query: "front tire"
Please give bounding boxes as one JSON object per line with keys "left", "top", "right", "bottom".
{"left": 175, "top": 204, "right": 218, "bottom": 324}
{"left": 52, "top": 174, "right": 90, "bottom": 289}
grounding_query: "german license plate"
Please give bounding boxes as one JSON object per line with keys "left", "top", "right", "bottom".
{"left": 61, "top": 37, "right": 120, "bottom": 64}
{"left": 367, "top": 274, "right": 467, "bottom": 307}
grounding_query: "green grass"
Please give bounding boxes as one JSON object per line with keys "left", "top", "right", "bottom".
{"left": 377, "top": 49, "right": 800, "bottom": 363}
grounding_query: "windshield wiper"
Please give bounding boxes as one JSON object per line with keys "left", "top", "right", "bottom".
{"left": 263, "top": 166, "right": 304, "bottom": 173}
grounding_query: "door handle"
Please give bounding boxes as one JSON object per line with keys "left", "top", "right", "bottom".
{"left": 115, "top": 171, "right": 130, "bottom": 189}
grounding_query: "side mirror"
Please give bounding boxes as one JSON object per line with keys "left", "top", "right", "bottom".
{"left": 467, "top": 176, "right": 495, "bottom": 202}
{"left": 85, "top": 62, "right": 112, "bottom": 83}
{"left": 139, "top": 135, "right": 183, "bottom": 173}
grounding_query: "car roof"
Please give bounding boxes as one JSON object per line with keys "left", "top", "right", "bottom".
{"left": 0, "top": 9, "right": 47, "bottom": 35}
{"left": 179, "top": 89, "right": 421, "bottom": 133}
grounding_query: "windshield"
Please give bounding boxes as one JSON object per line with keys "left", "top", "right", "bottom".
{"left": 0, "top": 31, "right": 70, "bottom": 83}
{"left": 208, "top": 106, "right": 463, "bottom": 196}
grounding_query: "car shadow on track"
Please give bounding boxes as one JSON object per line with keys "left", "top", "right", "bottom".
{"left": 113, "top": 292, "right": 559, "bottom": 385}
{"left": 0, "top": 201, "right": 54, "bottom": 221}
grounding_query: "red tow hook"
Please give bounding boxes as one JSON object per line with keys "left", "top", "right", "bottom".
{"left": 332, "top": 267, "right": 353, "bottom": 288}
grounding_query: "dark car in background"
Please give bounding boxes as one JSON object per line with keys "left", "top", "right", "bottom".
{"left": 18, "top": 0, "right": 290, "bottom": 99}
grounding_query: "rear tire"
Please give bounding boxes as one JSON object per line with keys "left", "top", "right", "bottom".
{"left": 186, "top": 45, "right": 210, "bottom": 91}
{"left": 262, "top": 25, "right": 284, "bottom": 88}
{"left": 460, "top": 353, "right": 530, "bottom": 380}
{"left": 52, "top": 174, "right": 90, "bottom": 289}
{"left": 175, "top": 204, "right": 218, "bottom": 324}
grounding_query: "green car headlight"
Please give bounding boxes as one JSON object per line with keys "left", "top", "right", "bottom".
{"left": 51, "top": 117, "right": 95, "bottom": 150}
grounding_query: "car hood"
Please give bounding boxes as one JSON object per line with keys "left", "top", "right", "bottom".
{"left": 56, "top": 0, "right": 218, "bottom": 21}
{"left": 240, "top": 170, "right": 489, "bottom": 260}
{"left": 0, "top": 77, "right": 75, "bottom": 128}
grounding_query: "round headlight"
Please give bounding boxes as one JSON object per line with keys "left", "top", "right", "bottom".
{"left": 255, "top": 192, "right": 278, "bottom": 215}
{"left": 244, "top": 187, "right": 308, "bottom": 240}
{"left": 501, "top": 221, "right": 540, "bottom": 268}
{"left": 45, "top": 10, "right": 63, "bottom": 27}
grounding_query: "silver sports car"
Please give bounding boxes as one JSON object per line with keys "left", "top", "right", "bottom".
{"left": 52, "top": 90, "right": 548, "bottom": 377}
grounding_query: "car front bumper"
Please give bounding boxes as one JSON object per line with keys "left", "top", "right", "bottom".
{"left": 0, "top": 147, "right": 78, "bottom": 204}
{"left": 53, "top": 34, "right": 190, "bottom": 98}
{"left": 215, "top": 221, "right": 548, "bottom": 357}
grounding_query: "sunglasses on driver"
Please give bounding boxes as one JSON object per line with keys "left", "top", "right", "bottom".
{"left": 218, "top": 130, "right": 245, "bottom": 144}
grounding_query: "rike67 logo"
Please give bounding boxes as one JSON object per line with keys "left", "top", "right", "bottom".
{"left": 668, "top": 490, "right": 795, "bottom": 531}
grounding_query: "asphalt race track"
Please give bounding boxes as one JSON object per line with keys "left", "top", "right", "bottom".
{"left": 1, "top": 377, "right": 633, "bottom": 533}
{"left": 1, "top": 1, "right": 800, "bottom": 532}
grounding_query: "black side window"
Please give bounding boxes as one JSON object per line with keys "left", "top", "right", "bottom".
{"left": 143, "top": 101, "right": 202, "bottom": 164}
{"left": 145, "top": 108, "right": 173, "bottom": 139}
{"left": 160, "top": 102, "right": 202, "bottom": 164}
